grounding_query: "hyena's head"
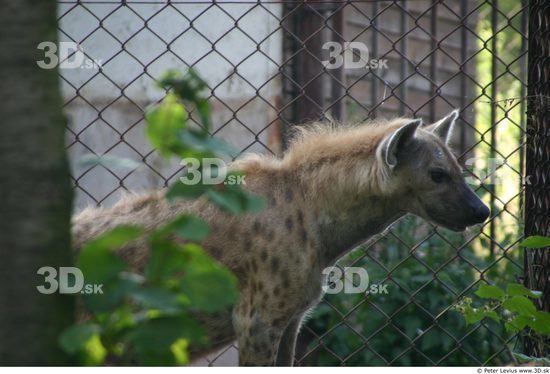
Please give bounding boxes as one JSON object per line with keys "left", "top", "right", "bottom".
{"left": 377, "top": 110, "right": 490, "bottom": 231}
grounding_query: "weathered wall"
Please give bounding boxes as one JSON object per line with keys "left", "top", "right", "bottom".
{"left": 59, "top": 2, "right": 283, "bottom": 210}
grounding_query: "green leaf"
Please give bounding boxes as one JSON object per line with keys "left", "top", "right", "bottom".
{"left": 77, "top": 154, "right": 142, "bottom": 171}
{"left": 513, "top": 352, "right": 534, "bottom": 364}
{"left": 502, "top": 295, "right": 537, "bottom": 316}
{"left": 178, "top": 244, "right": 238, "bottom": 312}
{"left": 79, "top": 247, "right": 126, "bottom": 287}
{"left": 463, "top": 308, "right": 485, "bottom": 325}
{"left": 78, "top": 226, "right": 142, "bottom": 303}
{"left": 145, "top": 93, "right": 188, "bottom": 158}
{"left": 130, "top": 287, "right": 185, "bottom": 312}
{"left": 82, "top": 334, "right": 108, "bottom": 366}
{"left": 127, "top": 315, "right": 206, "bottom": 365}
{"left": 506, "top": 283, "right": 543, "bottom": 299}
{"left": 512, "top": 353, "right": 550, "bottom": 365}
{"left": 242, "top": 193, "right": 266, "bottom": 212}
{"left": 166, "top": 180, "right": 208, "bottom": 200}
{"left": 196, "top": 100, "right": 212, "bottom": 131}
{"left": 81, "top": 225, "right": 144, "bottom": 253}
{"left": 82, "top": 271, "right": 143, "bottom": 314}
{"left": 78, "top": 226, "right": 143, "bottom": 292}
{"left": 178, "top": 128, "right": 236, "bottom": 157}
{"left": 181, "top": 269, "right": 238, "bottom": 313}
{"left": 59, "top": 323, "right": 101, "bottom": 355}
{"left": 475, "top": 284, "right": 505, "bottom": 300}
{"left": 164, "top": 215, "right": 210, "bottom": 242}
{"left": 483, "top": 309, "right": 500, "bottom": 322}
{"left": 504, "top": 322, "right": 518, "bottom": 333}
{"left": 519, "top": 235, "right": 550, "bottom": 248}
{"left": 170, "top": 339, "right": 190, "bottom": 365}
{"left": 529, "top": 311, "right": 550, "bottom": 334}
{"left": 145, "top": 237, "right": 190, "bottom": 282}
{"left": 206, "top": 186, "right": 266, "bottom": 215}
{"left": 160, "top": 69, "right": 208, "bottom": 103}
{"left": 505, "top": 314, "right": 532, "bottom": 333}
{"left": 462, "top": 306, "right": 500, "bottom": 325}
{"left": 158, "top": 69, "right": 211, "bottom": 131}
{"left": 206, "top": 188, "right": 243, "bottom": 214}
{"left": 106, "top": 304, "right": 138, "bottom": 332}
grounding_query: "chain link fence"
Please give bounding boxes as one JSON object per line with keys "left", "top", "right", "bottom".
{"left": 58, "top": 0, "right": 539, "bottom": 366}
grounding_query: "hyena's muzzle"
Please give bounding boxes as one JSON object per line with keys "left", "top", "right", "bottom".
{"left": 424, "top": 182, "right": 490, "bottom": 232}
{"left": 456, "top": 183, "right": 490, "bottom": 227}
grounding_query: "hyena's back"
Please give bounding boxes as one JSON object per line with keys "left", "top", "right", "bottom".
{"left": 71, "top": 167, "right": 289, "bottom": 359}
{"left": 73, "top": 191, "right": 186, "bottom": 268}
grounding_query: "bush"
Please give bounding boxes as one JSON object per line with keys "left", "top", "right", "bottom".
{"left": 302, "top": 214, "right": 522, "bottom": 366}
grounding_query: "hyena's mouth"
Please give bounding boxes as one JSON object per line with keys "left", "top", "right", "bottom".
{"left": 425, "top": 215, "right": 467, "bottom": 232}
{"left": 417, "top": 211, "right": 464, "bottom": 232}
{"left": 443, "top": 223, "right": 467, "bottom": 232}
{"left": 440, "top": 216, "right": 486, "bottom": 232}
{"left": 421, "top": 205, "right": 469, "bottom": 232}
{"left": 431, "top": 213, "right": 488, "bottom": 232}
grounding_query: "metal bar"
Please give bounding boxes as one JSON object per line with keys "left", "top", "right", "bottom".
{"left": 330, "top": 5, "right": 345, "bottom": 121}
{"left": 399, "top": 0, "right": 407, "bottom": 116}
{"left": 370, "top": 0, "right": 378, "bottom": 119}
{"left": 518, "top": 0, "right": 528, "bottom": 212}
{"left": 294, "top": 2, "right": 327, "bottom": 123}
{"left": 489, "top": 0, "right": 498, "bottom": 256}
{"left": 459, "top": 0, "right": 467, "bottom": 155}
{"left": 429, "top": 0, "right": 437, "bottom": 122}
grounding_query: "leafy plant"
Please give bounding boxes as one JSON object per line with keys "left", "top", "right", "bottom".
{"left": 454, "top": 236, "right": 550, "bottom": 365}
{"left": 302, "top": 215, "right": 522, "bottom": 366}
{"left": 456, "top": 284, "right": 547, "bottom": 330}
{"left": 61, "top": 69, "right": 265, "bottom": 365}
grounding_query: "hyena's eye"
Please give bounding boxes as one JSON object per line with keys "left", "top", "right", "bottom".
{"left": 430, "top": 169, "right": 448, "bottom": 183}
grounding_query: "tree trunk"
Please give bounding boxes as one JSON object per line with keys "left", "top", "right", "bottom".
{"left": 0, "top": 0, "right": 74, "bottom": 365}
{"left": 523, "top": 0, "right": 550, "bottom": 358}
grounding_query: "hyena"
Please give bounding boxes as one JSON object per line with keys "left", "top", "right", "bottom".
{"left": 72, "top": 110, "right": 490, "bottom": 366}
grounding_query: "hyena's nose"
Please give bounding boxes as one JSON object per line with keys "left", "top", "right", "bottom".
{"left": 472, "top": 204, "right": 490, "bottom": 223}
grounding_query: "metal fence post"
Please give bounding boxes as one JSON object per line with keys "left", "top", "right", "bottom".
{"left": 284, "top": 1, "right": 344, "bottom": 128}
{"left": 523, "top": 0, "right": 550, "bottom": 358}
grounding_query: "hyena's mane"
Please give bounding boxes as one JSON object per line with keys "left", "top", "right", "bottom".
{"left": 233, "top": 117, "right": 414, "bottom": 198}
{"left": 73, "top": 117, "right": 415, "bottom": 245}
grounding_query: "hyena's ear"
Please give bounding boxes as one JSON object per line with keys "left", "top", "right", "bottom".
{"left": 425, "top": 109, "right": 460, "bottom": 145}
{"left": 380, "top": 119, "right": 422, "bottom": 169}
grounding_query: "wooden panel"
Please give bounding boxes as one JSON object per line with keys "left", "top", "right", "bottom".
{"left": 339, "top": 0, "right": 479, "bottom": 153}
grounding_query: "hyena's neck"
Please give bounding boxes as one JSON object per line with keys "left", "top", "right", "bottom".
{"left": 290, "top": 160, "right": 404, "bottom": 266}
{"left": 314, "top": 195, "right": 406, "bottom": 265}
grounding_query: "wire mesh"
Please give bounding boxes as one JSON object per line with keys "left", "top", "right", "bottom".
{"left": 58, "top": 0, "right": 534, "bottom": 366}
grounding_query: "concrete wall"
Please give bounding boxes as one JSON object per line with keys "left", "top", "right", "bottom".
{"left": 59, "top": 1, "right": 283, "bottom": 211}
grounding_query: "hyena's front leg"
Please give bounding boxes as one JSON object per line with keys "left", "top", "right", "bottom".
{"left": 233, "top": 299, "right": 290, "bottom": 366}
{"left": 275, "top": 314, "right": 303, "bottom": 366}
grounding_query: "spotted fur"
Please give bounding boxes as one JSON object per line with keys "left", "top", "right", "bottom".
{"left": 72, "top": 111, "right": 489, "bottom": 366}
